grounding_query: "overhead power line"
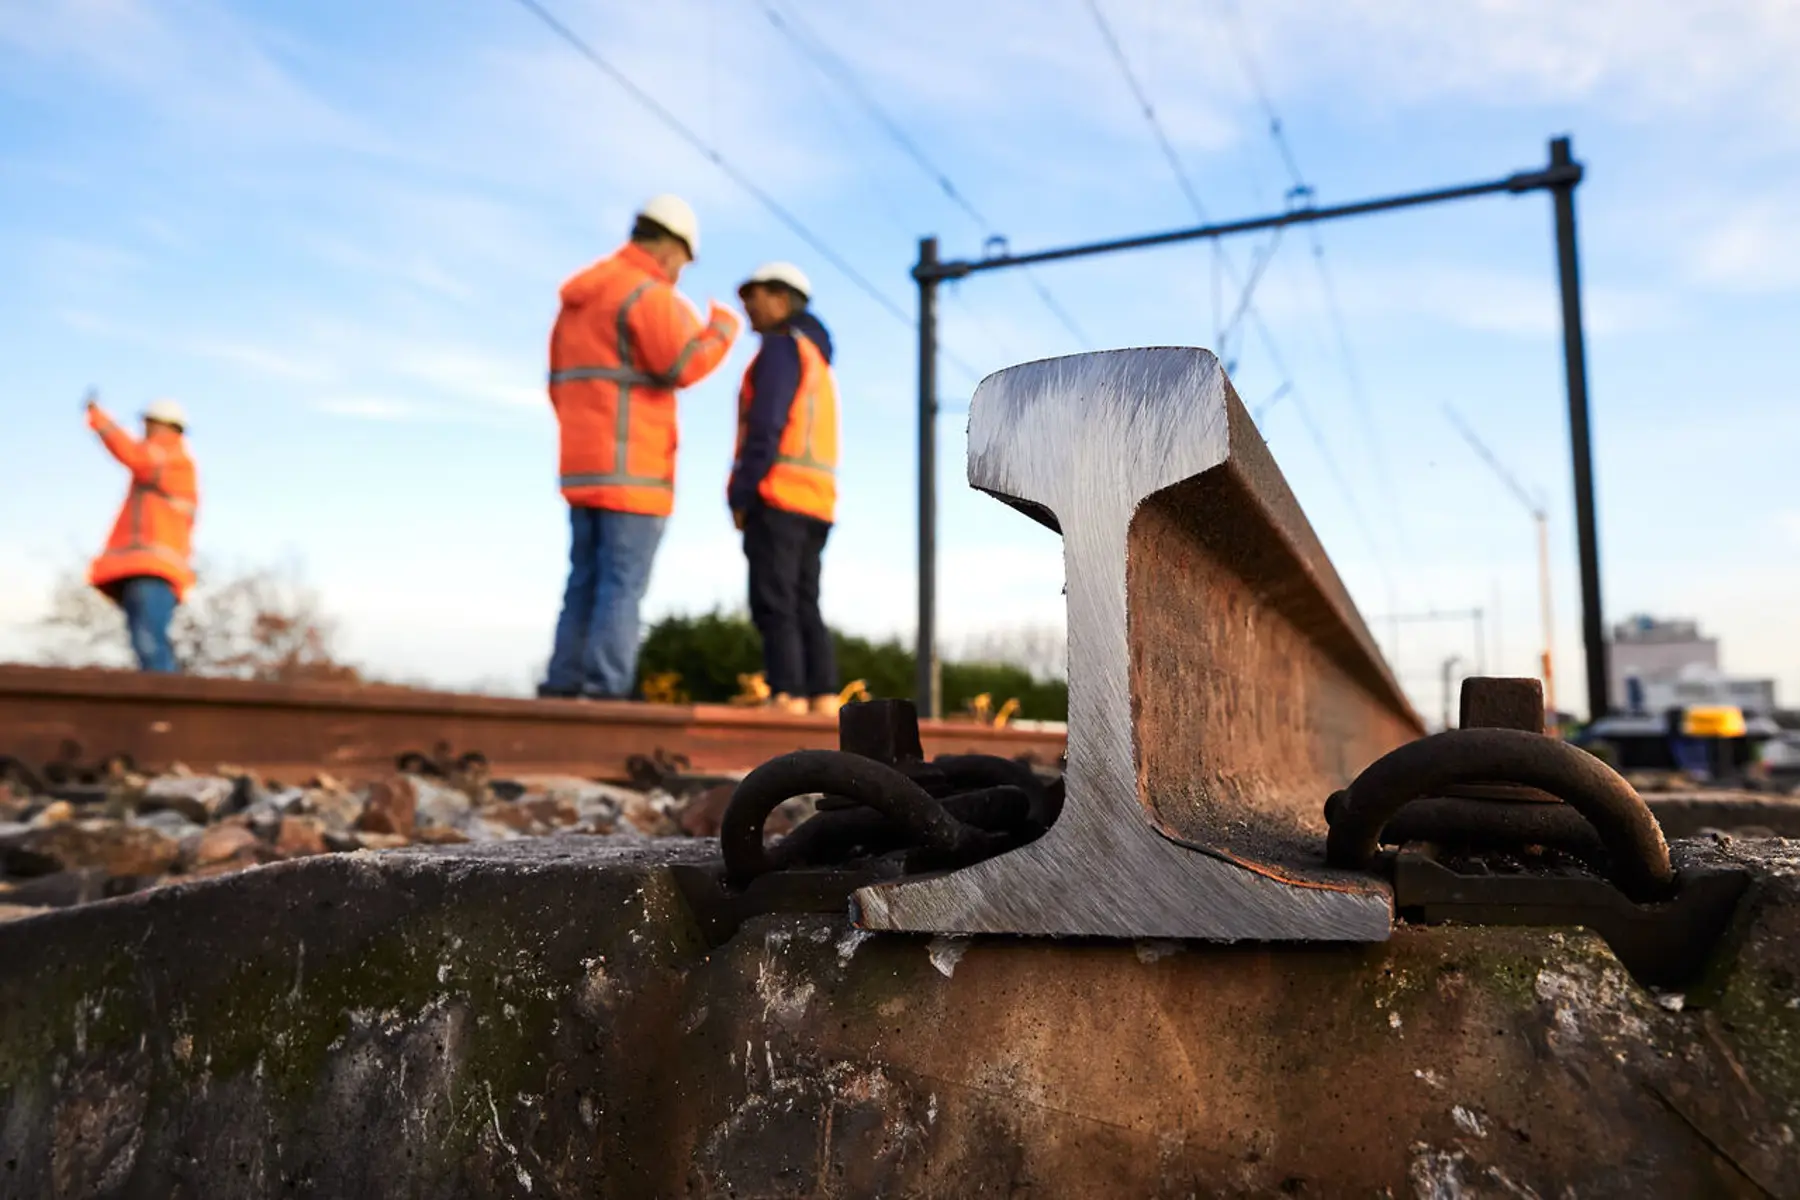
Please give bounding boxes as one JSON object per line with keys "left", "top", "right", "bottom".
{"left": 756, "top": 0, "right": 1092, "bottom": 349}
{"left": 1218, "top": 0, "right": 1405, "bottom": 544}
{"left": 1245, "top": 306, "right": 1393, "bottom": 583}
{"left": 759, "top": 1, "right": 982, "bottom": 227}
{"left": 1081, "top": 0, "right": 1210, "bottom": 220}
{"left": 1081, "top": 0, "right": 1276, "bottom": 362}
{"left": 1445, "top": 406, "right": 1541, "bottom": 515}
{"left": 505, "top": 0, "right": 981, "bottom": 381}
{"left": 1082, "top": 0, "right": 1391, "bottom": 589}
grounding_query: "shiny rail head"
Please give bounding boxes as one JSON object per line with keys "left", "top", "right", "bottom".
{"left": 857, "top": 348, "right": 1421, "bottom": 940}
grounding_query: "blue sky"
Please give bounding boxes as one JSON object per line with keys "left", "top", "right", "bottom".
{"left": 2, "top": 0, "right": 1796, "bottom": 716}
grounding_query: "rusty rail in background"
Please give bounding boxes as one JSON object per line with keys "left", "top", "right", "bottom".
{"left": 0, "top": 665, "right": 1065, "bottom": 782}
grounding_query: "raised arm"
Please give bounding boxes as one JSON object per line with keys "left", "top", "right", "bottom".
{"left": 628, "top": 285, "right": 741, "bottom": 388}
{"left": 88, "top": 405, "right": 158, "bottom": 482}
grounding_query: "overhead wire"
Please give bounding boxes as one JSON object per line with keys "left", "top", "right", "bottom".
{"left": 1243, "top": 305, "right": 1393, "bottom": 574}
{"left": 754, "top": 0, "right": 1024, "bottom": 365}
{"left": 1081, "top": 0, "right": 1212, "bottom": 223}
{"left": 1080, "top": 0, "right": 1275, "bottom": 366}
{"left": 755, "top": 0, "right": 1093, "bottom": 349}
{"left": 1082, "top": 0, "right": 1393, "bottom": 583}
{"left": 1079, "top": 0, "right": 1228, "bottom": 354}
{"left": 504, "top": 0, "right": 981, "bottom": 383}
{"left": 1445, "top": 405, "right": 1542, "bottom": 516}
{"left": 1217, "top": 0, "right": 1406, "bottom": 545}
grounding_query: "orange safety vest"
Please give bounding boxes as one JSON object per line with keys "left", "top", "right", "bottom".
{"left": 735, "top": 328, "right": 839, "bottom": 523}
{"left": 87, "top": 408, "right": 198, "bottom": 600}
{"left": 549, "top": 242, "right": 739, "bottom": 516}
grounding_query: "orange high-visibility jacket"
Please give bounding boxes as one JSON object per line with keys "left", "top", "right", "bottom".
{"left": 549, "top": 243, "right": 740, "bottom": 516}
{"left": 734, "top": 327, "right": 839, "bottom": 523}
{"left": 87, "top": 407, "right": 198, "bottom": 600}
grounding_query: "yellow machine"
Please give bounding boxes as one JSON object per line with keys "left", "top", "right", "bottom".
{"left": 1681, "top": 706, "right": 1747, "bottom": 739}
{"left": 1580, "top": 703, "right": 1774, "bottom": 784}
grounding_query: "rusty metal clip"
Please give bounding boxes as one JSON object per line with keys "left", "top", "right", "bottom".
{"left": 1389, "top": 845, "right": 1748, "bottom": 989}
{"left": 1324, "top": 726, "right": 1675, "bottom": 903}
{"left": 1326, "top": 678, "right": 1750, "bottom": 987}
{"left": 675, "top": 700, "right": 1051, "bottom": 944}
{"left": 719, "top": 749, "right": 1017, "bottom": 888}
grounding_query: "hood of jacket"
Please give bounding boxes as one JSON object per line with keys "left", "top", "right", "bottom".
{"left": 786, "top": 310, "right": 833, "bottom": 364}
{"left": 560, "top": 243, "right": 667, "bottom": 306}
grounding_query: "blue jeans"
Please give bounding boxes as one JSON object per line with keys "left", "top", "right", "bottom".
{"left": 117, "top": 576, "right": 179, "bottom": 673}
{"left": 542, "top": 506, "right": 666, "bottom": 698}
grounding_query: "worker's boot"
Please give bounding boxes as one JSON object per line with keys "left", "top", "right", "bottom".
{"left": 809, "top": 693, "right": 842, "bottom": 718}
{"left": 768, "top": 693, "right": 810, "bottom": 717}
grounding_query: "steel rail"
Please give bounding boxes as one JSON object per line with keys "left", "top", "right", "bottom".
{"left": 858, "top": 349, "right": 1425, "bottom": 941}
{"left": 0, "top": 665, "right": 1065, "bottom": 783}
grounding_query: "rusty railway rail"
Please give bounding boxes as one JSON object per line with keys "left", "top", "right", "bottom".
{"left": 0, "top": 665, "right": 1065, "bottom": 783}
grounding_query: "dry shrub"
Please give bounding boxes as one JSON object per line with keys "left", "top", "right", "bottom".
{"left": 37, "top": 559, "right": 360, "bottom": 684}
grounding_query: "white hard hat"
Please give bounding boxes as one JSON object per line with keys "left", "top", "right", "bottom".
{"left": 637, "top": 193, "right": 700, "bottom": 258}
{"left": 740, "top": 261, "right": 812, "bottom": 300}
{"left": 142, "top": 398, "right": 187, "bottom": 429}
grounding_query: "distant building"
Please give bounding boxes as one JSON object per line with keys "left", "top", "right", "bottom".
{"left": 1609, "top": 614, "right": 1777, "bottom": 714}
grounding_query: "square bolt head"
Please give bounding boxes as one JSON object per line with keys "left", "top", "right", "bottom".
{"left": 1459, "top": 677, "right": 1546, "bottom": 733}
{"left": 838, "top": 699, "right": 924, "bottom": 764}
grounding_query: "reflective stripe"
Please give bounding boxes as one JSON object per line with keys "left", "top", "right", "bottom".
{"left": 559, "top": 471, "right": 673, "bottom": 491}
{"left": 127, "top": 487, "right": 146, "bottom": 550}
{"left": 103, "top": 541, "right": 189, "bottom": 568}
{"left": 118, "top": 471, "right": 195, "bottom": 569}
{"left": 549, "top": 364, "right": 664, "bottom": 387}
{"left": 775, "top": 332, "right": 836, "bottom": 474}
{"left": 774, "top": 452, "right": 836, "bottom": 474}
{"left": 610, "top": 281, "right": 657, "bottom": 485}
{"left": 664, "top": 314, "right": 735, "bottom": 382}
{"left": 129, "top": 479, "right": 197, "bottom": 517}
{"left": 552, "top": 276, "right": 685, "bottom": 495}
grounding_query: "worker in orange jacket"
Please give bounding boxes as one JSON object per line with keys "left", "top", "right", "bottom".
{"left": 729, "top": 262, "right": 841, "bottom": 716}
{"left": 84, "top": 391, "right": 198, "bottom": 673}
{"left": 540, "top": 195, "right": 741, "bottom": 699}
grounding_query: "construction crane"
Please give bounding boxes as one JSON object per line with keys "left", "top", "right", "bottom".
{"left": 1446, "top": 406, "right": 1558, "bottom": 716}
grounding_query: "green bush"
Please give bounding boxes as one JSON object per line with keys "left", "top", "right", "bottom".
{"left": 638, "top": 610, "right": 1068, "bottom": 720}
{"left": 635, "top": 611, "right": 760, "bottom": 702}
{"left": 943, "top": 660, "right": 1068, "bottom": 723}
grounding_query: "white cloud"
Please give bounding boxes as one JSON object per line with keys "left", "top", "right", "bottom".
{"left": 1228, "top": 257, "right": 1676, "bottom": 340}
{"left": 55, "top": 301, "right": 546, "bottom": 414}
{"left": 1225, "top": 0, "right": 1800, "bottom": 131}
{"left": 1778, "top": 511, "right": 1800, "bottom": 547}
{"left": 28, "top": 236, "right": 145, "bottom": 289}
{"left": 785, "top": 1, "right": 1246, "bottom": 163}
{"left": 384, "top": 345, "right": 542, "bottom": 410}
{"left": 0, "top": 0, "right": 387, "bottom": 155}
{"left": 1689, "top": 201, "right": 1800, "bottom": 294}
{"left": 302, "top": 235, "right": 478, "bottom": 303}
{"left": 186, "top": 337, "right": 331, "bottom": 383}
{"left": 312, "top": 396, "right": 420, "bottom": 422}
{"left": 53, "top": 309, "right": 335, "bottom": 384}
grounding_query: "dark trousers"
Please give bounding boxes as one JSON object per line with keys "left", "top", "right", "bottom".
{"left": 743, "top": 501, "right": 835, "bottom": 698}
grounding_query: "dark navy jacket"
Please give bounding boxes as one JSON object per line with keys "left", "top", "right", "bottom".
{"left": 729, "top": 310, "right": 834, "bottom": 516}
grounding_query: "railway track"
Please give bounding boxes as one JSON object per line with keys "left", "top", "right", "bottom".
{"left": 0, "top": 664, "right": 1065, "bottom": 783}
